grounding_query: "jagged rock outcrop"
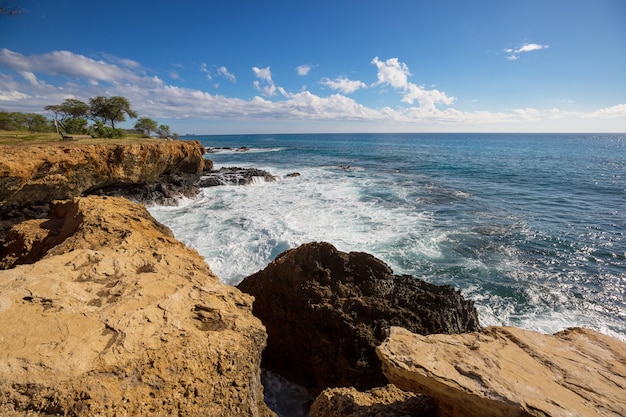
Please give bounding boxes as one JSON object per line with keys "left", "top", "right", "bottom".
{"left": 376, "top": 326, "right": 626, "bottom": 417}
{"left": 198, "top": 167, "right": 277, "bottom": 187}
{"left": 309, "top": 385, "right": 437, "bottom": 417}
{"left": 0, "top": 196, "right": 274, "bottom": 416}
{"left": 0, "top": 140, "right": 208, "bottom": 241}
{"left": 237, "top": 242, "right": 481, "bottom": 394}
{"left": 0, "top": 140, "right": 206, "bottom": 213}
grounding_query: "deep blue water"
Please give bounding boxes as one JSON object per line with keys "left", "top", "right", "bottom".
{"left": 149, "top": 133, "right": 626, "bottom": 340}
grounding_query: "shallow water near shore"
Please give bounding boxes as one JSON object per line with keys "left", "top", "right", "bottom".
{"left": 149, "top": 133, "right": 626, "bottom": 342}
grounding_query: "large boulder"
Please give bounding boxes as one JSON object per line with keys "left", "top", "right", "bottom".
{"left": 376, "top": 326, "right": 626, "bottom": 417}
{"left": 237, "top": 242, "right": 480, "bottom": 394}
{"left": 0, "top": 196, "right": 274, "bottom": 416}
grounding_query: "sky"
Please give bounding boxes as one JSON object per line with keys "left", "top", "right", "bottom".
{"left": 1, "top": 0, "right": 625, "bottom": 134}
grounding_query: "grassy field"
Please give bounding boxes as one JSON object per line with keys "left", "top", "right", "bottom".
{"left": 0, "top": 130, "right": 152, "bottom": 145}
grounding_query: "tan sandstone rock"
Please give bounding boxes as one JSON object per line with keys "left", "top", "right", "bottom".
{"left": 309, "top": 384, "right": 437, "bottom": 417}
{"left": 0, "top": 196, "right": 274, "bottom": 416}
{"left": 0, "top": 140, "right": 206, "bottom": 210}
{"left": 376, "top": 326, "right": 626, "bottom": 417}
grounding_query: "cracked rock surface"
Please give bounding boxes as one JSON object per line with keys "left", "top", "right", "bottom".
{"left": 0, "top": 196, "right": 274, "bottom": 417}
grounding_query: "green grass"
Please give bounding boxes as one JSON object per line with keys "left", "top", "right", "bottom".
{"left": 0, "top": 130, "right": 151, "bottom": 145}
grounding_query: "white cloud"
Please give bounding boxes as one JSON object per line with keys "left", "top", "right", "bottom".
{"left": 0, "top": 48, "right": 143, "bottom": 86}
{"left": 372, "top": 57, "right": 455, "bottom": 110}
{"left": 517, "top": 43, "right": 548, "bottom": 53}
{"left": 371, "top": 57, "right": 410, "bottom": 88}
{"left": 321, "top": 76, "right": 366, "bottom": 94}
{"left": 0, "top": 90, "right": 30, "bottom": 101}
{"left": 297, "top": 64, "right": 313, "bottom": 76}
{"left": 169, "top": 70, "right": 181, "bottom": 80}
{"left": 401, "top": 83, "right": 455, "bottom": 110}
{"left": 0, "top": 48, "right": 624, "bottom": 132}
{"left": 252, "top": 66, "right": 277, "bottom": 97}
{"left": 19, "top": 71, "right": 40, "bottom": 86}
{"left": 101, "top": 53, "right": 141, "bottom": 69}
{"left": 584, "top": 103, "right": 626, "bottom": 118}
{"left": 217, "top": 66, "right": 236, "bottom": 83}
{"left": 252, "top": 66, "right": 272, "bottom": 83}
{"left": 506, "top": 42, "right": 549, "bottom": 61}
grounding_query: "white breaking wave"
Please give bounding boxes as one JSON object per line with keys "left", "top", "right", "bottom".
{"left": 149, "top": 165, "right": 433, "bottom": 285}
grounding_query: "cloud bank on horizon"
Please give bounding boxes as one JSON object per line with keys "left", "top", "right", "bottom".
{"left": 0, "top": 47, "right": 624, "bottom": 133}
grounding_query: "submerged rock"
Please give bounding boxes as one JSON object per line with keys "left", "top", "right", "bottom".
{"left": 377, "top": 326, "right": 626, "bottom": 417}
{"left": 237, "top": 241, "right": 480, "bottom": 394}
{"left": 0, "top": 196, "right": 274, "bottom": 416}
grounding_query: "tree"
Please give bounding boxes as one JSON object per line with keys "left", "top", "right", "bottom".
{"left": 0, "top": 111, "right": 52, "bottom": 132}
{"left": 156, "top": 124, "right": 171, "bottom": 139}
{"left": 89, "top": 96, "right": 137, "bottom": 129}
{"left": 135, "top": 117, "right": 158, "bottom": 137}
{"left": 24, "top": 113, "right": 51, "bottom": 132}
{"left": 89, "top": 121, "right": 125, "bottom": 139}
{"left": 45, "top": 99, "right": 89, "bottom": 133}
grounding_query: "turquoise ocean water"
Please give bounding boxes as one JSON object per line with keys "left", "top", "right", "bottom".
{"left": 149, "top": 133, "right": 626, "bottom": 341}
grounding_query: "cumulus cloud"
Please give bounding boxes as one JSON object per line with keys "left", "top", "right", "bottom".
{"left": 296, "top": 64, "right": 313, "bottom": 76}
{"left": 217, "top": 66, "right": 236, "bottom": 83}
{"left": 505, "top": 43, "right": 549, "bottom": 61}
{"left": 0, "top": 48, "right": 624, "bottom": 132}
{"left": 372, "top": 57, "right": 410, "bottom": 88}
{"left": 252, "top": 66, "right": 272, "bottom": 83}
{"left": 321, "top": 76, "right": 367, "bottom": 94}
{"left": 402, "top": 83, "right": 455, "bottom": 109}
{"left": 371, "top": 56, "right": 455, "bottom": 110}
{"left": 252, "top": 66, "right": 277, "bottom": 97}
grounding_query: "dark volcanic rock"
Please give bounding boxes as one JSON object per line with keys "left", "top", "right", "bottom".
{"left": 93, "top": 166, "right": 274, "bottom": 205}
{"left": 199, "top": 167, "right": 277, "bottom": 186}
{"left": 93, "top": 173, "right": 202, "bottom": 206}
{"left": 237, "top": 242, "right": 481, "bottom": 394}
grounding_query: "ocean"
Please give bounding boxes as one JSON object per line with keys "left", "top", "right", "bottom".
{"left": 148, "top": 133, "right": 626, "bottom": 342}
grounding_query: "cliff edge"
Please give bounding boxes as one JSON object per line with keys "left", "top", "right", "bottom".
{"left": 0, "top": 196, "right": 274, "bottom": 416}
{"left": 0, "top": 140, "right": 206, "bottom": 213}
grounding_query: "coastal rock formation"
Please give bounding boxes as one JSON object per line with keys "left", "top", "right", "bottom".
{"left": 0, "top": 140, "right": 208, "bottom": 240}
{"left": 0, "top": 196, "right": 274, "bottom": 416}
{"left": 0, "top": 140, "right": 206, "bottom": 212}
{"left": 198, "top": 167, "right": 277, "bottom": 187}
{"left": 237, "top": 242, "right": 481, "bottom": 394}
{"left": 376, "top": 326, "right": 626, "bottom": 417}
{"left": 309, "top": 385, "right": 437, "bottom": 417}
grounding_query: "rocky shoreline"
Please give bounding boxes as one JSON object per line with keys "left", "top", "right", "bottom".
{"left": 1, "top": 140, "right": 624, "bottom": 417}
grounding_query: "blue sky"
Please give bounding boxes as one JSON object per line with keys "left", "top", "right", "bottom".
{"left": 1, "top": 0, "right": 625, "bottom": 134}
